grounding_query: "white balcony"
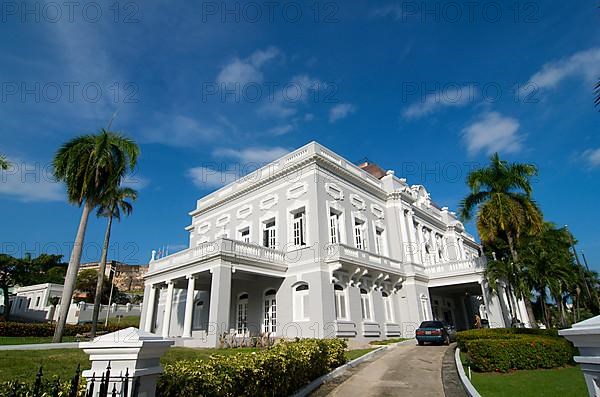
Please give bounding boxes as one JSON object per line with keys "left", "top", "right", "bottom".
{"left": 148, "top": 238, "right": 287, "bottom": 276}
{"left": 424, "top": 257, "right": 486, "bottom": 279}
{"left": 324, "top": 243, "right": 404, "bottom": 272}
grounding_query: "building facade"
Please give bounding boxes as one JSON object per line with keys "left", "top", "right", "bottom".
{"left": 140, "top": 142, "right": 530, "bottom": 347}
{"left": 79, "top": 261, "right": 148, "bottom": 292}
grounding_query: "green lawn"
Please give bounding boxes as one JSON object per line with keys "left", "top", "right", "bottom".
{"left": 105, "top": 315, "right": 141, "bottom": 327}
{"left": 345, "top": 348, "right": 376, "bottom": 361}
{"left": 469, "top": 366, "right": 587, "bottom": 397}
{"left": 0, "top": 336, "right": 79, "bottom": 345}
{"left": 0, "top": 346, "right": 371, "bottom": 382}
{"left": 369, "top": 338, "right": 409, "bottom": 346}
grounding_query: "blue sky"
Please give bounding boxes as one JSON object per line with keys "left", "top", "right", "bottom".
{"left": 0, "top": 1, "right": 598, "bottom": 269}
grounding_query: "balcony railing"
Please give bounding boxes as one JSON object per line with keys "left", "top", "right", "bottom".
{"left": 424, "top": 257, "right": 486, "bottom": 277}
{"left": 149, "top": 238, "right": 287, "bottom": 273}
{"left": 324, "top": 244, "right": 403, "bottom": 271}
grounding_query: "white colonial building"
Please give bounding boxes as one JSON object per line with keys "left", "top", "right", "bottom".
{"left": 140, "top": 142, "right": 530, "bottom": 347}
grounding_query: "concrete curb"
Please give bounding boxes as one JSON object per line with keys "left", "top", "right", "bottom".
{"left": 292, "top": 338, "right": 416, "bottom": 397}
{"left": 0, "top": 342, "right": 80, "bottom": 351}
{"left": 454, "top": 347, "right": 481, "bottom": 397}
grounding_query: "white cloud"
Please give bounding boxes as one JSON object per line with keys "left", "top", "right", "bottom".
{"left": 217, "top": 47, "right": 280, "bottom": 86}
{"left": 462, "top": 112, "right": 523, "bottom": 155}
{"left": 213, "top": 147, "right": 289, "bottom": 164}
{"left": 0, "top": 158, "right": 63, "bottom": 202}
{"left": 187, "top": 166, "right": 240, "bottom": 189}
{"left": 521, "top": 48, "right": 600, "bottom": 95}
{"left": 122, "top": 174, "right": 150, "bottom": 190}
{"left": 582, "top": 148, "right": 600, "bottom": 168}
{"left": 143, "top": 114, "right": 222, "bottom": 147}
{"left": 267, "top": 125, "right": 294, "bottom": 136}
{"left": 258, "top": 74, "right": 324, "bottom": 119}
{"left": 329, "top": 103, "right": 357, "bottom": 123}
{"left": 402, "top": 85, "right": 475, "bottom": 119}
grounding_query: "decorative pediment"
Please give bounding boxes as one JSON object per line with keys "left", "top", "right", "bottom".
{"left": 286, "top": 182, "right": 307, "bottom": 200}
{"left": 325, "top": 183, "right": 344, "bottom": 200}
{"left": 236, "top": 204, "right": 253, "bottom": 219}
{"left": 198, "top": 222, "right": 210, "bottom": 235}
{"left": 215, "top": 214, "right": 230, "bottom": 227}
{"left": 371, "top": 204, "right": 384, "bottom": 219}
{"left": 350, "top": 194, "right": 366, "bottom": 210}
{"left": 259, "top": 194, "right": 278, "bottom": 210}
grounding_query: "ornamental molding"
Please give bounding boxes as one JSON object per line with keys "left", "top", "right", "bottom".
{"left": 259, "top": 194, "right": 279, "bottom": 210}
{"left": 286, "top": 182, "right": 308, "bottom": 200}
{"left": 350, "top": 194, "right": 366, "bottom": 210}
{"left": 325, "top": 182, "right": 344, "bottom": 200}
{"left": 236, "top": 204, "right": 253, "bottom": 219}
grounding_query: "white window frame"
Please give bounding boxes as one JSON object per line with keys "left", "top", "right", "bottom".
{"left": 354, "top": 218, "right": 367, "bottom": 251}
{"left": 238, "top": 227, "right": 251, "bottom": 244}
{"left": 334, "top": 284, "right": 348, "bottom": 320}
{"left": 374, "top": 225, "right": 386, "bottom": 256}
{"left": 360, "top": 288, "right": 372, "bottom": 321}
{"left": 329, "top": 209, "right": 342, "bottom": 245}
{"left": 236, "top": 293, "right": 249, "bottom": 336}
{"left": 262, "top": 218, "right": 277, "bottom": 249}
{"left": 291, "top": 207, "right": 307, "bottom": 248}
{"left": 382, "top": 292, "right": 394, "bottom": 323}
{"left": 293, "top": 283, "right": 310, "bottom": 321}
{"left": 263, "top": 289, "right": 277, "bottom": 334}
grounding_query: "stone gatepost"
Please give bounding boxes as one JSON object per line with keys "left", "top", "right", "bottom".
{"left": 80, "top": 327, "right": 174, "bottom": 397}
{"left": 559, "top": 315, "right": 600, "bottom": 397}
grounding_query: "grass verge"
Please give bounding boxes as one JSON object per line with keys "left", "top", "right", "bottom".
{"left": 369, "top": 338, "right": 409, "bottom": 346}
{"left": 0, "top": 336, "right": 78, "bottom": 345}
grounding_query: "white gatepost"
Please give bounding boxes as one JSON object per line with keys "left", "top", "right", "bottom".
{"left": 559, "top": 315, "right": 600, "bottom": 397}
{"left": 80, "top": 327, "right": 174, "bottom": 397}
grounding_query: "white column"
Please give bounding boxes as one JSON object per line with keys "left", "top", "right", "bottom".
{"left": 407, "top": 211, "right": 419, "bottom": 263}
{"left": 207, "top": 264, "right": 232, "bottom": 347}
{"left": 143, "top": 285, "right": 157, "bottom": 332}
{"left": 183, "top": 275, "right": 196, "bottom": 338}
{"left": 431, "top": 233, "right": 439, "bottom": 264}
{"left": 162, "top": 281, "right": 174, "bottom": 338}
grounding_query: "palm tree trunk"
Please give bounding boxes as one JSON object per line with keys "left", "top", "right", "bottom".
{"left": 90, "top": 214, "right": 113, "bottom": 338}
{"left": 540, "top": 297, "right": 550, "bottom": 329}
{"left": 52, "top": 201, "right": 93, "bottom": 343}
{"left": 506, "top": 231, "right": 538, "bottom": 328}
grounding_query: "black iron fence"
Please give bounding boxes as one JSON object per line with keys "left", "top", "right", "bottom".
{"left": 7, "top": 362, "right": 139, "bottom": 397}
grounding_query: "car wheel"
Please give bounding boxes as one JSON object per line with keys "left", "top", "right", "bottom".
{"left": 418, "top": 340, "right": 424, "bottom": 346}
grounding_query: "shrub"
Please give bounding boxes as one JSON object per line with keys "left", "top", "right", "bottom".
{"left": 456, "top": 328, "right": 559, "bottom": 350}
{"left": 0, "top": 379, "right": 87, "bottom": 397}
{"left": 0, "top": 321, "right": 129, "bottom": 337}
{"left": 157, "top": 338, "right": 348, "bottom": 397}
{"left": 465, "top": 335, "right": 575, "bottom": 373}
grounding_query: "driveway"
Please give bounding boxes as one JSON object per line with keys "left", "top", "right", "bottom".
{"left": 322, "top": 342, "right": 453, "bottom": 397}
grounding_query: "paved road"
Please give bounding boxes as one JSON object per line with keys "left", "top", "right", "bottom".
{"left": 326, "top": 342, "right": 450, "bottom": 397}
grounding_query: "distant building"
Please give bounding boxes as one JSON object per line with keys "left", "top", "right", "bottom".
{"left": 79, "top": 261, "right": 148, "bottom": 292}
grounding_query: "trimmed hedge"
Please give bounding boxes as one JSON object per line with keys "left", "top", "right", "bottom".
{"left": 157, "top": 338, "right": 347, "bottom": 397}
{"left": 465, "top": 335, "right": 575, "bottom": 372}
{"left": 0, "top": 321, "right": 129, "bottom": 337}
{"left": 456, "top": 328, "right": 559, "bottom": 350}
{"left": 0, "top": 380, "right": 86, "bottom": 397}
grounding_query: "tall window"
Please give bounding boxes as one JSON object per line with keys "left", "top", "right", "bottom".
{"left": 35, "top": 297, "right": 41, "bottom": 307}
{"left": 292, "top": 210, "right": 306, "bottom": 247}
{"left": 375, "top": 227, "right": 385, "bottom": 255}
{"left": 334, "top": 284, "right": 347, "bottom": 320}
{"left": 354, "top": 219, "right": 366, "bottom": 250}
{"left": 420, "top": 294, "right": 430, "bottom": 321}
{"left": 382, "top": 292, "right": 394, "bottom": 322}
{"left": 263, "top": 220, "right": 276, "bottom": 249}
{"left": 236, "top": 293, "right": 248, "bottom": 335}
{"left": 360, "top": 288, "right": 372, "bottom": 320}
{"left": 293, "top": 283, "right": 310, "bottom": 321}
{"left": 239, "top": 227, "right": 250, "bottom": 243}
{"left": 263, "top": 289, "right": 277, "bottom": 334}
{"left": 329, "top": 210, "right": 341, "bottom": 244}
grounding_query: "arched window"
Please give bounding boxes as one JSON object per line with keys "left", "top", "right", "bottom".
{"left": 293, "top": 283, "right": 309, "bottom": 321}
{"left": 236, "top": 293, "right": 249, "bottom": 335}
{"left": 334, "top": 284, "right": 347, "bottom": 320}
{"left": 382, "top": 291, "right": 394, "bottom": 322}
{"left": 263, "top": 289, "right": 277, "bottom": 334}
{"left": 360, "top": 288, "right": 372, "bottom": 321}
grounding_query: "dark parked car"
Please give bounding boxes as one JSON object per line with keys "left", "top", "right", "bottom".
{"left": 415, "top": 321, "right": 456, "bottom": 345}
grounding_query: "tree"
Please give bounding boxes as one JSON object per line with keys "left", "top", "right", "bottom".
{"left": 51, "top": 129, "right": 139, "bottom": 342}
{"left": 75, "top": 269, "right": 111, "bottom": 303}
{"left": 0, "top": 154, "right": 9, "bottom": 170}
{"left": 460, "top": 153, "right": 543, "bottom": 327}
{"left": 90, "top": 187, "right": 137, "bottom": 337}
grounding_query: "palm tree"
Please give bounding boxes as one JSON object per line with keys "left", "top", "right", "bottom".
{"left": 460, "top": 153, "right": 543, "bottom": 328}
{"left": 595, "top": 79, "right": 599, "bottom": 110}
{"left": 0, "top": 154, "right": 9, "bottom": 170}
{"left": 90, "top": 187, "right": 137, "bottom": 338}
{"left": 51, "top": 130, "right": 139, "bottom": 342}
